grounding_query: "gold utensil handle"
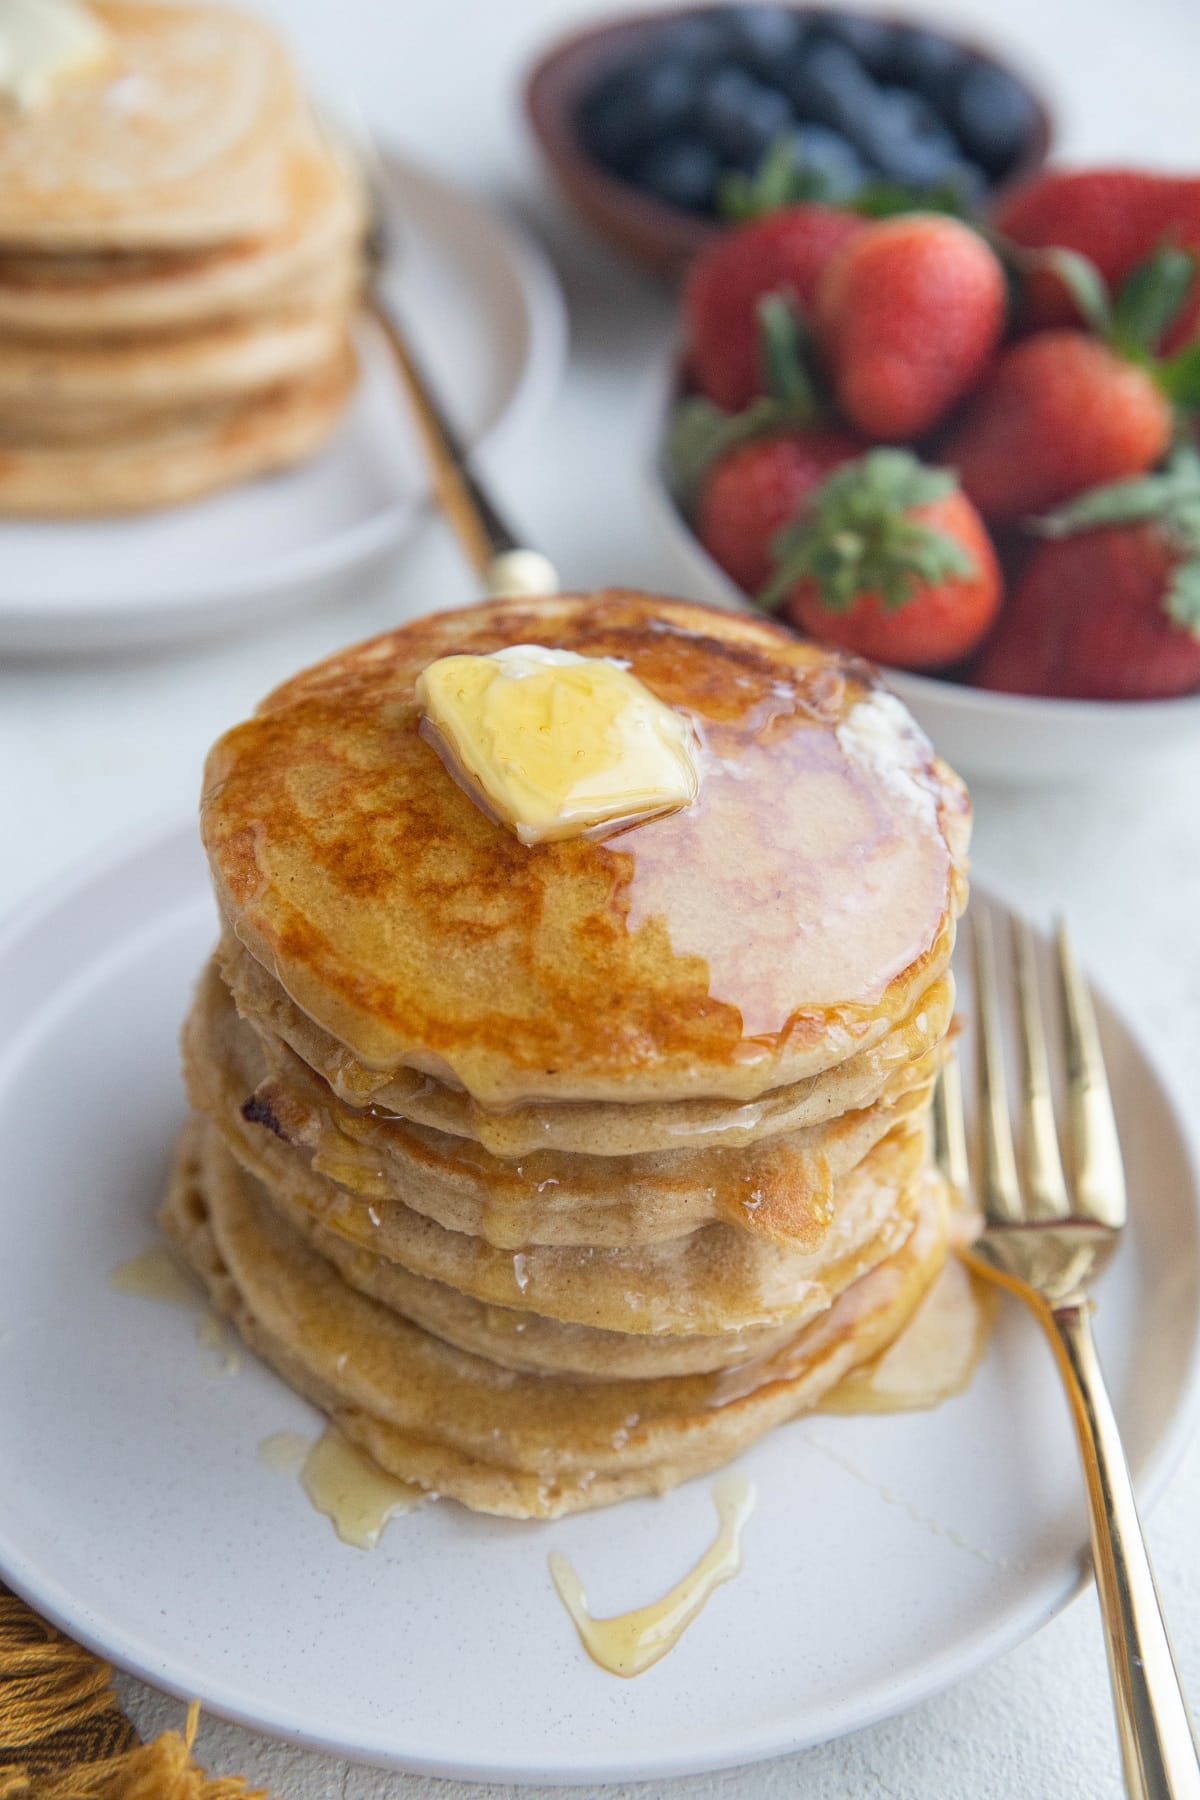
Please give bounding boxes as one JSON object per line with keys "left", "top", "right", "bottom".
{"left": 369, "top": 296, "right": 559, "bottom": 599}
{"left": 1050, "top": 1302, "right": 1200, "bottom": 1799}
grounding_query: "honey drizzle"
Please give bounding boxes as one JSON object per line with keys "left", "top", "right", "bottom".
{"left": 297, "top": 1428, "right": 427, "bottom": 1549}
{"left": 821, "top": 1255, "right": 996, "bottom": 1414}
{"left": 196, "top": 1310, "right": 241, "bottom": 1375}
{"left": 110, "top": 1246, "right": 240, "bottom": 1373}
{"left": 549, "top": 1475, "right": 754, "bottom": 1678}
{"left": 257, "top": 1430, "right": 309, "bottom": 1474}
{"left": 109, "top": 1246, "right": 199, "bottom": 1307}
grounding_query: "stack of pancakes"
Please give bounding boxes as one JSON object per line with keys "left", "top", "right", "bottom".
{"left": 0, "top": 2, "right": 363, "bottom": 514}
{"left": 167, "top": 594, "right": 971, "bottom": 1519}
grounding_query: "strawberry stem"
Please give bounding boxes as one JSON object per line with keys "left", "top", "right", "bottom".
{"left": 758, "top": 448, "right": 975, "bottom": 614}
{"left": 757, "top": 294, "right": 820, "bottom": 412}
{"left": 1112, "top": 243, "right": 1199, "bottom": 357}
{"left": 667, "top": 392, "right": 812, "bottom": 497}
{"left": 1032, "top": 448, "right": 1200, "bottom": 641}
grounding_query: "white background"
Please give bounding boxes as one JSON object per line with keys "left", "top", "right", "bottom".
{"left": 2, "top": 0, "right": 1200, "bottom": 1794}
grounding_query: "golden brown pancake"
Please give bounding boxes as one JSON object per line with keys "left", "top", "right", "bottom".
{"left": 184, "top": 1003, "right": 929, "bottom": 1338}
{"left": 0, "top": 5, "right": 364, "bottom": 516}
{"left": 204, "top": 594, "right": 969, "bottom": 1110}
{"left": 0, "top": 344, "right": 354, "bottom": 514}
{"left": 166, "top": 593, "right": 975, "bottom": 1517}
{"left": 0, "top": 303, "right": 345, "bottom": 420}
{"left": 0, "top": 4, "right": 306, "bottom": 250}
{"left": 188, "top": 956, "right": 937, "bottom": 1249}
{"left": 162, "top": 1119, "right": 950, "bottom": 1517}
{"left": 218, "top": 926, "right": 954, "bottom": 1157}
{"left": 0, "top": 140, "right": 363, "bottom": 337}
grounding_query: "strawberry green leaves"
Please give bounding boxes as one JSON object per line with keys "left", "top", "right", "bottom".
{"left": 1111, "top": 244, "right": 1199, "bottom": 356}
{"left": 1009, "top": 236, "right": 1200, "bottom": 404}
{"left": 1034, "top": 447, "right": 1200, "bottom": 636}
{"left": 759, "top": 448, "right": 975, "bottom": 613}
{"left": 667, "top": 393, "right": 796, "bottom": 494}
{"left": 756, "top": 293, "right": 819, "bottom": 410}
{"left": 667, "top": 293, "right": 821, "bottom": 495}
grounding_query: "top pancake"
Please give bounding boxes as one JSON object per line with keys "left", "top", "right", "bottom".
{"left": 202, "top": 593, "right": 970, "bottom": 1108}
{"left": 0, "top": 3, "right": 305, "bottom": 249}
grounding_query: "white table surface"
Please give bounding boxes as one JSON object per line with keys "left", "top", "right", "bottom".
{"left": 2, "top": 0, "right": 1199, "bottom": 1793}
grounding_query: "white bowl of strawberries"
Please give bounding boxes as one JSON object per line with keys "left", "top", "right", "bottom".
{"left": 648, "top": 168, "right": 1200, "bottom": 781}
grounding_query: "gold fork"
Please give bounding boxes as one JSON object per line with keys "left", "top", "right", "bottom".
{"left": 934, "top": 911, "right": 1200, "bottom": 1799}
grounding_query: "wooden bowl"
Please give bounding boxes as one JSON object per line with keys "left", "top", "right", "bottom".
{"left": 525, "top": 5, "right": 1055, "bottom": 279}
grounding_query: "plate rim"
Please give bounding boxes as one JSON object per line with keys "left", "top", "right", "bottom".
{"left": 1, "top": 817, "right": 1199, "bottom": 1786}
{"left": 0, "top": 152, "right": 567, "bottom": 633}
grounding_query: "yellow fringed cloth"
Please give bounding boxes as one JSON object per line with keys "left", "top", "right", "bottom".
{"left": 0, "top": 1586, "right": 274, "bottom": 1799}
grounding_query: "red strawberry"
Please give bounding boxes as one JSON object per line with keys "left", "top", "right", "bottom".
{"left": 684, "top": 204, "right": 865, "bottom": 411}
{"left": 975, "top": 456, "right": 1200, "bottom": 699}
{"left": 759, "top": 449, "right": 1002, "bottom": 670}
{"left": 695, "top": 428, "right": 863, "bottom": 592}
{"left": 995, "top": 169, "right": 1200, "bottom": 346}
{"left": 815, "top": 214, "right": 1007, "bottom": 441}
{"left": 942, "top": 331, "right": 1173, "bottom": 521}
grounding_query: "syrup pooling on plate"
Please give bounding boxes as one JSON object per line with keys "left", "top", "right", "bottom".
{"left": 821, "top": 1255, "right": 996, "bottom": 1414}
{"left": 549, "top": 1475, "right": 755, "bottom": 1677}
{"left": 110, "top": 1245, "right": 199, "bottom": 1306}
{"left": 257, "top": 1427, "right": 429, "bottom": 1546}
{"left": 202, "top": 596, "right": 965, "bottom": 1106}
{"left": 299, "top": 1428, "right": 427, "bottom": 1547}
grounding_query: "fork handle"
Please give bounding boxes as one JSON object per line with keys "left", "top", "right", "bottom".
{"left": 369, "top": 296, "right": 559, "bottom": 599}
{"left": 1049, "top": 1302, "right": 1200, "bottom": 1799}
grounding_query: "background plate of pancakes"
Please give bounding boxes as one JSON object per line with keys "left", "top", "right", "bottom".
{"left": 0, "top": 140, "right": 566, "bottom": 653}
{"left": 0, "top": 690, "right": 1197, "bottom": 1777}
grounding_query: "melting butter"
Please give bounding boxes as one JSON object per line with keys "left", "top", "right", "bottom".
{"left": 822, "top": 1255, "right": 996, "bottom": 1414}
{"left": 0, "top": 0, "right": 112, "bottom": 109}
{"left": 549, "top": 1475, "right": 754, "bottom": 1678}
{"left": 299, "top": 1428, "right": 427, "bottom": 1549}
{"left": 110, "top": 1246, "right": 201, "bottom": 1307}
{"left": 416, "top": 644, "right": 699, "bottom": 845}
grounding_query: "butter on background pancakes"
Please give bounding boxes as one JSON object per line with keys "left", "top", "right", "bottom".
{"left": 0, "top": 2, "right": 363, "bottom": 513}
{"left": 166, "top": 593, "right": 973, "bottom": 1517}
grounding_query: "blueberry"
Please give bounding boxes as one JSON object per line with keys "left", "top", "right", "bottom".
{"left": 579, "top": 56, "right": 698, "bottom": 172}
{"left": 864, "top": 129, "right": 958, "bottom": 190}
{"left": 804, "top": 10, "right": 896, "bottom": 76}
{"left": 634, "top": 136, "right": 722, "bottom": 212}
{"left": 698, "top": 67, "right": 793, "bottom": 169}
{"left": 637, "top": 59, "right": 701, "bottom": 135}
{"left": 780, "top": 123, "right": 866, "bottom": 200}
{"left": 783, "top": 41, "right": 878, "bottom": 136}
{"left": 579, "top": 86, "right": 643, "bottom": 174}
{"left": 651, "top": 14, "right": 733, "bottom": 72}
{"left": 720, "top": 5, "right": 807, "bottom": 73}
{"left": 847, "top": 84, "right": 953, "bottom": 179}
{"left": 884, "top": 27, "right": 964, "bottom": 105}
{"left": 873, "top": 85, "right": 946, "bottom": 142}
{"left": 950, "top": 63, "right": 1039, "bottom": 176}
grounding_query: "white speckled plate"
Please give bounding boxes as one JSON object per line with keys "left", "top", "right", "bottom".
{"left": 0, "top": 822, "right": 1197, "bottom": 1784}
{"left": 0, "top": 154, "right": 565, "bottom": 654}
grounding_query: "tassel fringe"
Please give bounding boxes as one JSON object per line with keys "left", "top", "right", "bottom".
{"left": 0, "top": 1589, "right": 274, "bottom": 1799}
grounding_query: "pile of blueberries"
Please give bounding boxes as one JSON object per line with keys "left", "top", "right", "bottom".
{"left": 577, "top": 5, "right": 1041, "bottom": 216}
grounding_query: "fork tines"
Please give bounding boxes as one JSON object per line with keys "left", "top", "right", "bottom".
{"left": 936, "top": 908, "right": 1126, "bottom": 1234}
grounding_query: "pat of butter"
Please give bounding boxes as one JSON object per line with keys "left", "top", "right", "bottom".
{"left": 0, "top": 0, "right": 112, "bottom": 110}
{"left": 416, "top": 645, "right": 700, "bottom": 846}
